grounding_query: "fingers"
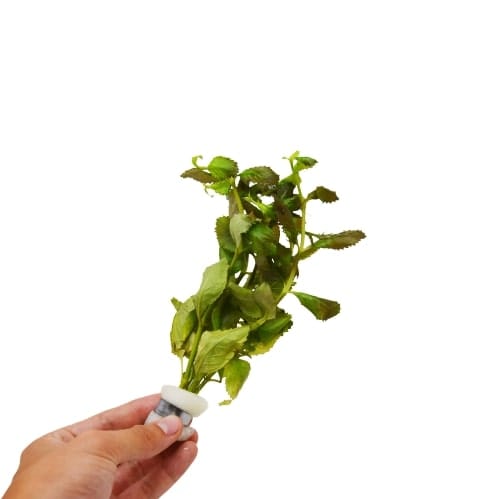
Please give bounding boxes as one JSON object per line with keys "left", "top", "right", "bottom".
{"left": 23, "top": 394, "right": 162, "bottom": 467}
{"left": 74, "top": 415, "right": 183, "bottom": 465}
{"left": 118, "top": 440, "right": 198, "bottom": 499}
{"left": 63, "top": 394, "right": 161, "bottom": 436}
{"left": 112, "top": 429, "right": 199, "bottom": 494}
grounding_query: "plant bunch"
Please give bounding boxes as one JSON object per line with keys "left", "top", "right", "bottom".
{"left": 170, "top": 152, "right": 365, "bottom": 403}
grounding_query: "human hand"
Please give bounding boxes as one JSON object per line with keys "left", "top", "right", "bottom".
{"left": 3, "top": 394, "right": 198, "bottom": 499}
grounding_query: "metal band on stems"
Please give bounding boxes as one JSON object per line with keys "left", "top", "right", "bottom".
{"left": 154, "top": 398, "right": 193, "bottom": 426}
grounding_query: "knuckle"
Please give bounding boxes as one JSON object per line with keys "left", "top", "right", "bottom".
{"left": 19, "top": 439, "right": 39, "bottom": 461}
{"left": 75, "top": 429, "right": 103, "bottom": 450}
{"left": 139, "top": 475, "right": 156, "bottom": 496}
{"left": 132, "top": 424, "right": 160, "bottom": 450}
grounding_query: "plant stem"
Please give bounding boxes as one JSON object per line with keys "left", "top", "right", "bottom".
{"left": 180, "top": 322, "right": 204, "bottom": 390}
{"left": 231, "top": 179, "right": 245, "bottom": 213}
{"left": 276, "top": 160, "right": 308, "bottom": 302}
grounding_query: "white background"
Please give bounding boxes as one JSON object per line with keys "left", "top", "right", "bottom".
{"left": 1, "top": 1, "right": 498, "bottom": 497}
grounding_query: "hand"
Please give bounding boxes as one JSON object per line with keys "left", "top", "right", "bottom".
{"left": 3, "top": 394, "right": 198, "bottom": 499}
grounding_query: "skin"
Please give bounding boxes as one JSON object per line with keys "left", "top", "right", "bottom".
{"left": 3, "top": 394, "right": 198, "bottom": 499}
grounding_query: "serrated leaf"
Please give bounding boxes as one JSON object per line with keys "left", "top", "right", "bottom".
{"left": 208, "top": 179, "right": 232, "bottom": 195}
{"left": 224, "top": 358, "right": 251, "bottom": 400}
{"left": 294, "top": 156, "right": 317, "bottom": 171}
{"left": 170, "top": 296, "right": 197, "bottom": 355}
{"left": 281, "top": 172, "right": 301, "bottom": 186}
{"left": 207, "top": 156, "right": 238, "bottom": 180}
{"left": 292, "top": 291, "right": 340, "bottom": 321}
{"left": 181, "top": 168, "right": 215, "bottom": 183}
{"left": 317, "top": 230, "right": 366, "bottom": 249}
{"left": 253, "top": 282, "right": 276, "bottom": 319}
{"left": 246, "top": 311, "right": 292, "bottom": 355}
{"left": 194, "top": 260, "right": 229, "bottom": 320}
{"left": 276, "top": 180, "right": 296, "bottom": 198}
{"left": 228, "top": 282, "right": 262, "bottom": 320}
{"left": 284, "top": 194, "right": 301, "bottom": 211}
{"left": 247, "top": 223, "right": 279, "bottom": 256}
{"left": 229, "top": 213, "right": 253, "bottom": 248}
{"left": 215, "top": 216, "right": 236, "bottom": 252}
{"left": 242, "top": 197, "right": 275, "bottom": 219}
{"left": 274, "top": 243, "right": 294, "bottom": 277}
{"left": 254, "top": 254, "right": 286, "bottom": 295}
{"left": 300, "top": 230, "right": 366, "bottom": 259}
{"left": 308, "top": 186, "right": 339, "bottom": 203}
{"left": 211, "top": 296, "right": 240, "bottom": 330}
{"left": 228, "top": 281, "right": 276, "bottom": 323}
{"left": 240, "top": 166, "right": 279, "bottom": 187}
{"left": 194, "top": 325, "right": 250, "bottom": 374}
{"left": 273, "top": 198, "right": 298, "bottom": 243}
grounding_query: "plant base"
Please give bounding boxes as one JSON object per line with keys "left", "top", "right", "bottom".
{"left": 145, "top": 385, "right": 208, "bottom": 441}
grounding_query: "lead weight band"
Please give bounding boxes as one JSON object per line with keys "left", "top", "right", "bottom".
{"left": 154, "top": 398, "right": 193, "bottom": 426}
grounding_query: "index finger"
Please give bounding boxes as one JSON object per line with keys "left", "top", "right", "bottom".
{"left": 62, "top": 393, "right": 161, "bottom": 436}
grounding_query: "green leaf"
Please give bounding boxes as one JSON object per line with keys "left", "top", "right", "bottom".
{"left": 170, "top": 296, "right": 197, "bottom": 356}
{"left": 194, "top": 260, "right": 229, "bottom": 320}
{"left": 276, "top": 180, "right": 296, "bottom": 198}
{"left": 207, "top": 156, "right": 238, "bottom": 180}
{"left": 273, "top": 198, "right": 298, "bottom": 243}
{"left": 228, "top": 282, "right": 262, "bottom": 321}
{"left": 224, "top": 358, "right": 251, "bottom": 400}
{"left": 317, "top": 230, "right": 366, "bottom": 249}
{"left": 194, "top": 325, "right": 250, "bottom": 374}
{"left": 246, "top": 311, "right": 292, "bottom": 355}
{"left": 280, "top": 172, "right": 301, "bottom": 186}
{"left": 286, "top": 150, "right": 300, "bottom": 162}
{"left": 253, "top": 282, "right": 276, "bottom": 319}
{"left": 254, "top": 254, "right": 286, "bottom": 295}
{"left": 208, "top": 179, "right": 232, "bottom": 195}
{"left": 228, "top": 281, "right": 276, "bottom": 322}
{"left": 292, "top": 291, "right": 340, "bottom": 321}
{"left": 274, "top": 243, "right": 294, "bottom": 277}
{"left": 284, "top": 194, "right": 301, "bottom": 211}
{"left": 239, "top": 166, "right": 279, "bottom": 187}
{"left": 229, "top": 213, "right": 253, "bottom": 248}
{"left": 219, "top": 306, "right": 242, "bottom": 330}
{"left": 242, "top": 197, "right": 275, "bottom": 219}
{"left": 247, "top": 223, "right": 279, "bottom": 256}
{"left": 211, "top": 296, "right": 240, "bottom": 330}
{"left": 215, "top": 216, "right": 236, "bottom": 252}
{"left": 300, "top": 230, "right": 366, "bottom": 259}
{"left": 294, "top": 156, "right": 317, "bottom": 171}
{"left": 307, "top": 186, "right": 339, "bottom": 203}
{"left": 181, "top": 168, "right": 215, "bottom": 184}
{"left": 171, "top": 297, "right": 182, "bottom": 312}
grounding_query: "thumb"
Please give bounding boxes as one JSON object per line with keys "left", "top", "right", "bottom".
{"left": 75, "top": 415, "right": 183, "bottom": 465}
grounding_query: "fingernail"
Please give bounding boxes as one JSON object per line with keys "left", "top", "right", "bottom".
{"left": 156, "top": 415, "right": 182, "bottom": 435}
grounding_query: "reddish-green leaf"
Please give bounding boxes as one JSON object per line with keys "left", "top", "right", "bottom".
{"left": 300, "top": 230, "right": 366, "bottom": 259}
{"left": 240, "top": 166, "right": 279, "bottom": 187}
{"left": 308, "top": 186, "right": 339, "bottom": 203}
{"left": 294, "top": 156, "right": 317, "bottom": 171}
{"left": 292, "top": 291, "right": 340, "bottom": 321}
{"left": 181, "top": 168, "right": 215, "bottom": 183}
